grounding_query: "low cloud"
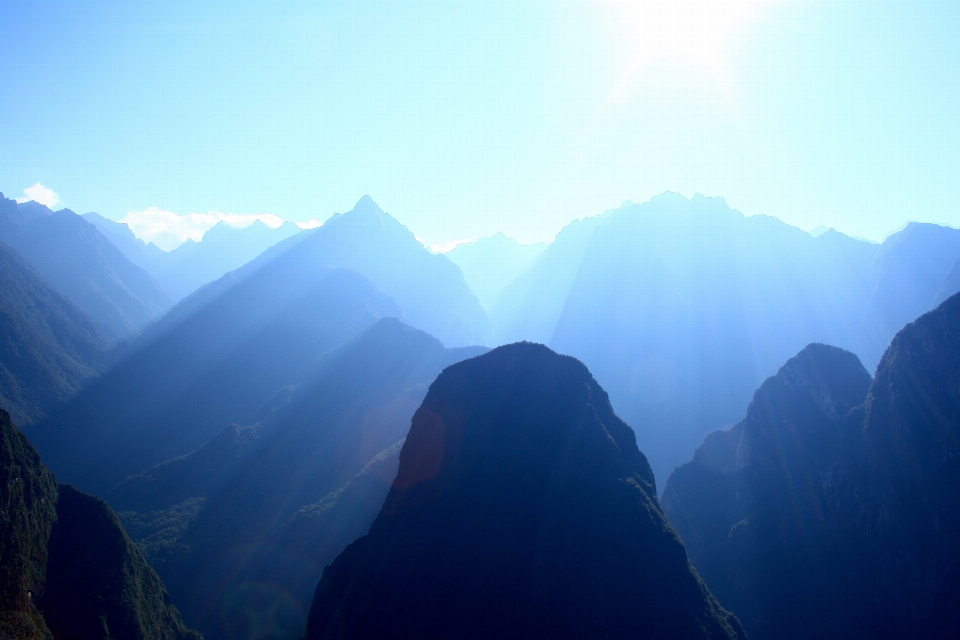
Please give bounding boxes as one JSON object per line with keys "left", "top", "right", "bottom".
{"left": 296, "top": 219, "right": 322, "bottom": 230}
{"left": 121, "top": 208, "right": 287, "bottom": 251}
{"left": 429, "top": 238, "right": 471, "bottom": 254}
{"left": 16, "top": 182, "right": 61, "bottom": 208}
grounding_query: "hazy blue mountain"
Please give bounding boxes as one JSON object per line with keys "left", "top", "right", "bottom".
{"left": 933, "top": 256, "right": 960, "bottom": 305}
{"left": 30, "top": 197, "right": 487, "bottom": 495}
{"left": 0, "top": 194, "right": 171, "bottom": 342}
{"left": 870, "top": 222, "right": 960, "bottom": 332}
{"left": 0, "top": 241, "right": 108, "bottom": 426}
{"left": 0, "top": 408, "right": 200, "bottom": 640}
{"left": 242, "top": 196, "right": 489, "bottom": 347}
{"left": 157, "top": 220, "right": 302, "bottom": 300}
{"left": 445, "top": 233, "right": 546, "bottom": 312}
{"left": 306, "top": 342, "right": 744, "bottom": 640}
{"left": 489, "top": 216, "right": 600, "bottom": 345}
{"left": 488, "top": 193, "right": 960, "bottom": 487}
{"left": 662, "top": 292, "right": 960, "bottom": 639}
{"left": 140, "top": 196, "right": 488, "bottom": 349}
{"left": 82, "top": 211, "right": 168, "bottom": 275}
{"left": 108, "top": 319, "right": 485, "bottom": 640}
{"left": 29, "top": 266, "right": 402, "bottom": 494}
{"left": 84, "top": 213, "right": 303, "bottom": 302}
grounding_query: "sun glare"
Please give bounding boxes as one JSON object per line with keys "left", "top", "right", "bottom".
{"left": 598, "top": 0, "right": 777, "bottom": 101}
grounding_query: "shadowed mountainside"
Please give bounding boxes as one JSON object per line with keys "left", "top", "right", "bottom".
{"left": 0, "top": 241, "right": 108, "bottom": 426}
{"left": 29, "top": 267, "right": 402, "bottom": 494}
{"left": 662, "top": 292, "right": 960, "bottom": 639}
{"left": 107, "top": 319, "right": 485, "bottom": 640}
{"left": 0, "top": 194, "right": 172, "bottom": 342}
{"left": 492, "top": 193, "right": 960, "bottom": 487}
{"left": 0, "top": 408, "right": 200, "bottom": 640}
{"left": 306, "top": 342, "right": 744, "bottom": 640}
{"left": 661, "top": 344, "right": 872, "bottom": 638}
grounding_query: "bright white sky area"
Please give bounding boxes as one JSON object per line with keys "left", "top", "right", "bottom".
{"left": 2, "top": 1, "right": 959, "bottom": 246}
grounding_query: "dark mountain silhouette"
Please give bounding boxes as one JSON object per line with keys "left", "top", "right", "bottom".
{"left": 85, "top": 213, "right": 302, "bottom": 302}
{"left": 849, "top": 290, "right": 960, "bottom": 638}
{"left": 0, "top": 195, "right": 172, "bottom": 342}
{"left": 445, "top": 233, "right": 546, "bottom": 312}
{"left": 662, "top": 292, "right": 960, "bottom": 638}
{"left": 0, "top": 408, "right": 200, "bottom": 639}
{"left": 490, "top": 193, "right": 960, "bottom": 487}
{"left": 0, "top": 408, "right": 57, "bottom": 638}
{"left": 29, "top": 267, "right": 402, "bottom": 494}
{"left": 107, "top": 319, "right": 485, "bottom": 640}
{"left": 306, "top": 342, "right": 744, "bottom": 640}
{"left": 0, "top": 241, "right": 109, "bottom": 426}
{"left": 661, "top": 344, "right": 872, "bottom": 638}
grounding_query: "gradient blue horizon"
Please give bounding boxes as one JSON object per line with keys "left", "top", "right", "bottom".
{"left": 1, "top": 0, "right": 958, "bottom": 245}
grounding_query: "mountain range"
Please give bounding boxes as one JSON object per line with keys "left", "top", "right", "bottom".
{"left": 0, "top": 194, "right": 172, "bottom": 343}
{"left": 491, "top": 193, "right": 960, "bottom": 484}
{"left": 661, "top": 292, "right": 960, "bottom": 638}
{"left": 6, "top": 189, "right": 960, "bottom": 639}
{"left": 26, "top": 196, "right": 488, "bottom": 495}
{"left": 108, "top": 319, "right": 484, "bottom": 640}
{"left": 85, "top": 212, "right": 302, "bottom": 301}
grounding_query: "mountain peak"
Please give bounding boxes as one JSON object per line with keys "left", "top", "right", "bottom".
{"left": 351, "top": 195, "right": 384, "bottom": 217}
{"left": 306, "top": 342, "right": 743, "bottom": 639}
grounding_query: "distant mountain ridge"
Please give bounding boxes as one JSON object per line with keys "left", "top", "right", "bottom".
{"left": 85, "top": 212, "right": 302, "bottom": 301}
{"left": 445, "top": 233, "right": 546, "bottom": 313}
{"left": 261, "top": 196, "right": 489, "bottom": 347}
{"left": 0, "top": 194, "right": 171, "bottom": 342}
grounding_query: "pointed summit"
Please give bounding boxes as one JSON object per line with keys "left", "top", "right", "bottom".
{"left": 351, "top": 195, "right": 383, "bottom": 216}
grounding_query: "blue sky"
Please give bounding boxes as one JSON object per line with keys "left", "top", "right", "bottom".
{"left": 1, "top": 0, "right": 959, "bottom": 247}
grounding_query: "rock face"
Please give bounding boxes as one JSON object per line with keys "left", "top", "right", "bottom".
{"left": 306, "top": 343, "right": 744, "bottom": 640}
{"left": 0, "top": 407, "right": 58, "bottom": 639}
{"left": 662, "top": 292, "right": 960, "bottom": 639}
{"left": 0, "top": 408, "right": 200, "bottom": 640}
{"left": 851, "top": 290, "right": 960, "bottom": 638}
